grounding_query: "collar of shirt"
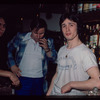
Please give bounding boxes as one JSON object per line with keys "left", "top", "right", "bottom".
{"left": 22, "top": 32, "right": 35, "bottom": 43}
{"left": 22, "top": 32, "right": 40, "bottom": 49}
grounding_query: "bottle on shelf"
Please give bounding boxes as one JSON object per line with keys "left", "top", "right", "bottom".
{"left": 89, "top": 3, "right": 93, "bottom": 11}
{"left": 89, "top": 24, "right": 99, "bottom": 59}
{"left": 99, "top": 57, "right": 100, "bottom": 67}
{"left": 83, "top": 3, "right": 89, "bottom": 13}
{"left": 92, "top": 3, "right": 97, "bottom": 11}
{"left": 83, "top": 24, "right": 90, "bottom": 46}
{"left": 71, "top": 4, "right": 77, "bottom": 13}
{"left": 92, "top": 24, "right": 100, "bottom": 65}
{"left": 94, "top": 24, "right": 99, "bottom": 46}
{"left": 91, "top": 43, "right": 96, "bottom": 54}
{"left": 90, "top": 24, "right": 99, "bottom": 47}
{"left": 86, "top": 25, "right": 90, "bottom": 44}
{"left": 77, "top": 3, "right": 83, "bottom": 13}
{"left": 90, "top": 25, "right": 94, "bottom": 49}
{"left": 98, "top": 47, "right": 100, "bottom": 67}
{"left": 96, "top": 4, "right": 100, "bottom": 10}
{"left": 77, "top": 3, "right": 100, "bottom": 13}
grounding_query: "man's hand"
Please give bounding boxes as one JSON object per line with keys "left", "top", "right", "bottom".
{"left": 11, "top": 65, "right": 21, "bottom": 77}
{"left": 61, "top": 82, "right": 72, "bottom": 94}
{"left": 39, "top": 38, "right": 49, "bottom": 51}
{"left": 9, "top": 72, "right": 20, "bottom": 86}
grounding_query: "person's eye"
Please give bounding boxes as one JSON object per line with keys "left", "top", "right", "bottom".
{"left": 33, "top": 31, "right": 37, "bottom": 34}
{"left": 70, "top": 24, "right": 74, "bottom": 26}
{"left": 40, "top": 33, "right": 44, "bottom": 35}
{"left": 62, "top": 25, "right": 66, "bottom": 28}
{"left": 70, "top": 23, "right": 75, "bottom": 27}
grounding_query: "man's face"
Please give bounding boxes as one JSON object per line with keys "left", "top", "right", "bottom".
{"left": 61, "top": 18, "right": 78, "bottom": 41}
{"left": 31, "top": 27, "right": 45, "bottom": 42}
{"left": 0, "top": 18, "right": 6, "bottom": 37}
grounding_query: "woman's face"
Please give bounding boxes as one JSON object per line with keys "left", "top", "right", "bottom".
{"left": 61, "top": 18, "right": 78, "bottom": 42}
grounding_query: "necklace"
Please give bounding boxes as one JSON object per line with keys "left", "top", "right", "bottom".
{"left": 65, "top": 47, "right": 71, "bottom": 59}
{"left": 66, "top": 55, "right": 68, "bottom": 58}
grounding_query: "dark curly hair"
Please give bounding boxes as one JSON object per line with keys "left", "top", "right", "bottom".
{"left": 59, "top": 12, "right": 83, "bottom": 38}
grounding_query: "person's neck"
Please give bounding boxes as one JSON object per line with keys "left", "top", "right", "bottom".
{"left": 67, "top": 38, "right": 82, "bottom": 49}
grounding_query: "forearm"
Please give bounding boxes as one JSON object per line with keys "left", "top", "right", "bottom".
{"left": 71, "top": 78, "right": 100, "bottom": 90}
{"left": 0, "top": 70, "right": 20, "bottom": 86}
{"left": 69, "top": 68, "right": 100, "bottom": 91}
{"left": 47, "top": 72, "right": 57, "bottom": 95}
{"left": 45, "top": 48, "right": 57, "bottom": 61}
{"left": 61, "top": 78, "right": 100, "bottom": 93}
{"left": 62, "top": 67, "right": 100, "bottom": 94}
{"left": 45, "top": 39, "right": 57, "bottom": 59}
{"left": 45, "top": 49, "right": 52, "bottom": 57}
{"left": 0, "top": 70, "right": 12, "bottom": 78}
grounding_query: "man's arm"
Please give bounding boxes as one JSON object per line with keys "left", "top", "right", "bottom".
{"left": 7, "top": 33, "right": 22, "bottom": 77}
{"left": 46, "top": 38, "right": 57, "bottom": 61}
{"left": 61, "top": 66, "right": 100, "bottom": 93}
{"left": 39, "top": 38, "right": 57, "bottom": 61}
{"left": 7, "top": 32, "right": 21, "bottom": 68}
{"left": 10, "top": 65, "right": 21, "bottom": 77}
{"left": 46, "top": 67, "right": 58, "bottom": 96}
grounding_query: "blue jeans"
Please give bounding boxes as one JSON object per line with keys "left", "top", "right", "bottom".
{"left": 15, "top": 76, "right": 44, "bottom": 96}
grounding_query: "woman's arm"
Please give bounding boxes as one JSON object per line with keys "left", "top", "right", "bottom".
{"left": 0, "top": 70, "right": 20, "bottom": 86}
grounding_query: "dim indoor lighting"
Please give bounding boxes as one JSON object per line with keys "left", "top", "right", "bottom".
{"left": 37, "top": 14, "right": 39, "bottom": 17}
{"left": 21, "top": 17, "right": 23, "bottom": 21}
